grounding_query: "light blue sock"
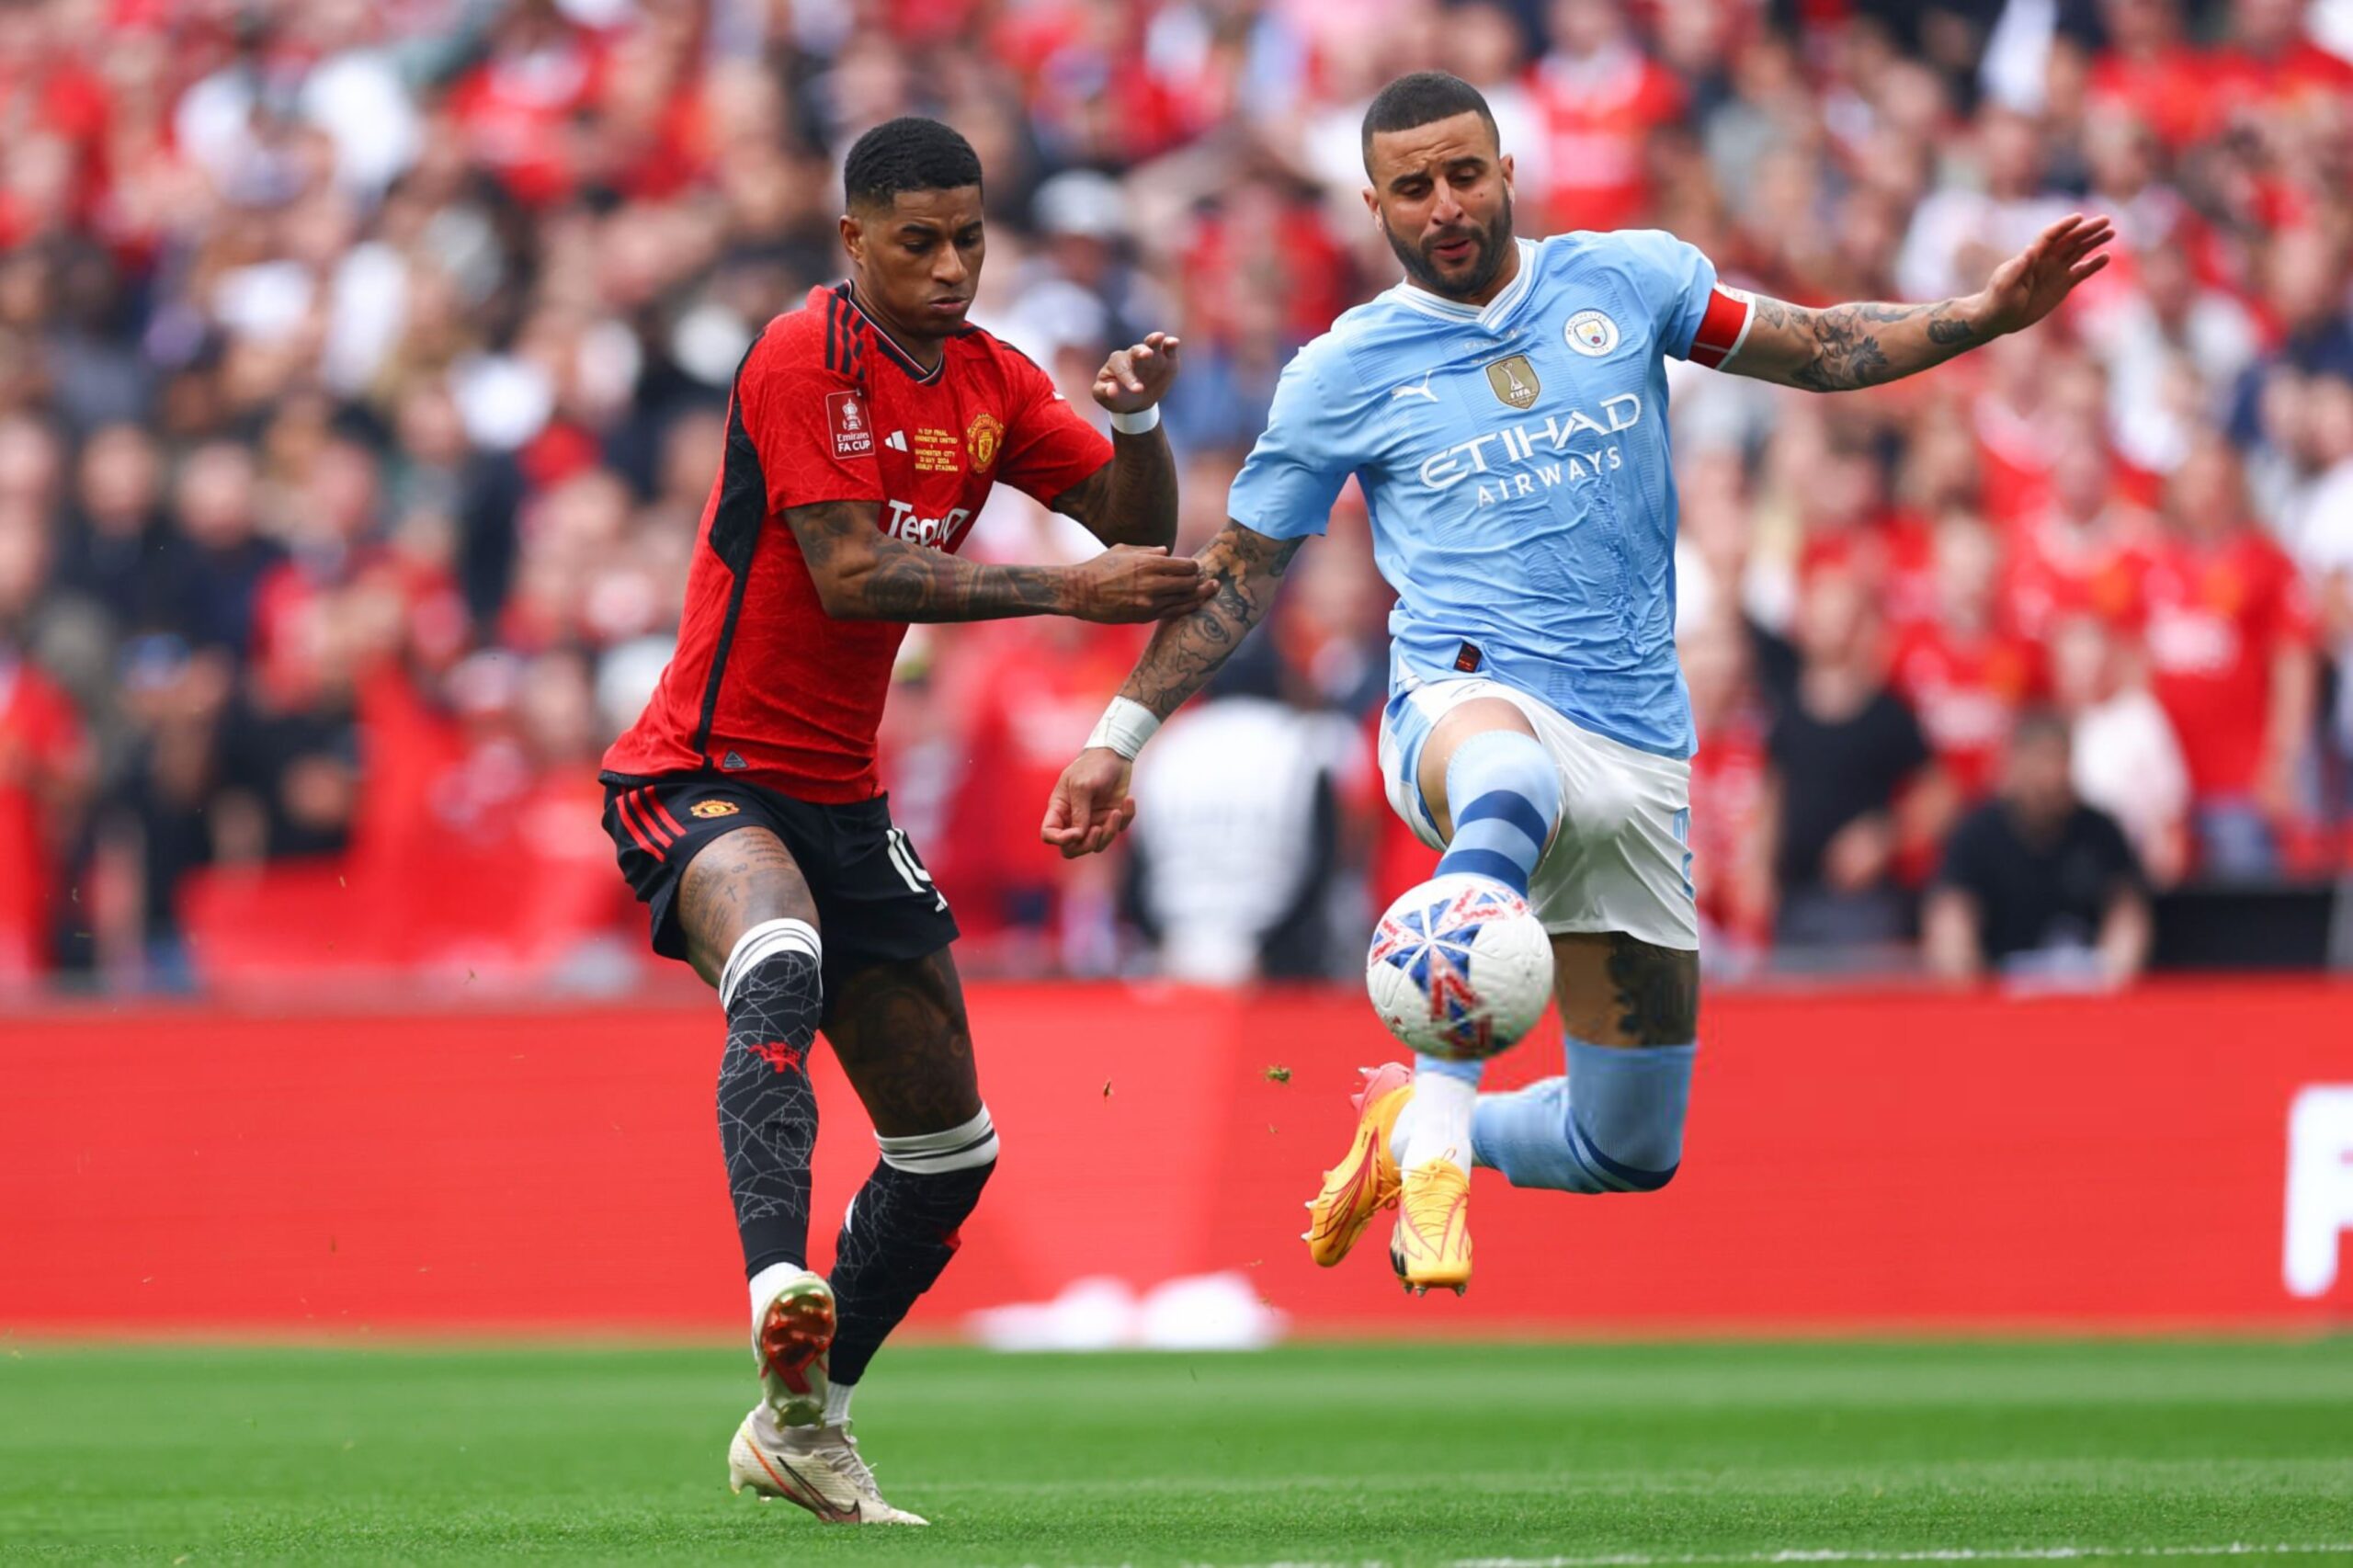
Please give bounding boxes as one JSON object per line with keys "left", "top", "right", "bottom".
{"left": 1432, "top": 729, "right": 1560, "bottom": 897}
{"left": 1398, "top": 729, "right": 1562, "bottom": 1152}
{"left": 1470, "top": 1037, "right": 1695, "bottom": 1193}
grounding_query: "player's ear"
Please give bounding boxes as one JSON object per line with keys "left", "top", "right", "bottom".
{"left": 838, "top": 211, "right": 863, "bottom": 266}
{"left": 1361, "top": 187, "right": 1383, "bottom": 232}
{"left": 1499, "top": 151, "right": 1515, "bottom": 192}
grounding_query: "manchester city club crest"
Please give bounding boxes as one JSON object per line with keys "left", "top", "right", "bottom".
{"left": 1565, "top": 309, "right": 1620, "bottom": 357}
{"left": 1483, "top": 354, "right": 1540, "bottom": 410}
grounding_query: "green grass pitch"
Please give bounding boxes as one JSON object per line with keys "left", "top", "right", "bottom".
{"left": 3, "top": 1340, "right": 2350, "bottom": 1565}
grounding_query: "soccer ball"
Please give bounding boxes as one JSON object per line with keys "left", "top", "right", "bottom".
{"left": 1364, "top": 873, "right": 1554, "bottom": 1062}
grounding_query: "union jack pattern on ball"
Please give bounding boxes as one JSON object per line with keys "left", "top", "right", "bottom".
{"left": 1365, "top": 874, "right": 1552, "bottom": 1062}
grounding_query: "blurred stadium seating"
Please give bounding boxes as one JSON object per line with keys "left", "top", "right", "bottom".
{"left": 0, "top": 0, "right": 2348, "bottom": 995}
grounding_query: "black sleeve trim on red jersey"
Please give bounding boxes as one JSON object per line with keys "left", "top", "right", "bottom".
{"left": 824, "top": 283, "right": 873, "bottom": 388}
{"left": 692, "top": 394, "right": 769, "bottom": 760}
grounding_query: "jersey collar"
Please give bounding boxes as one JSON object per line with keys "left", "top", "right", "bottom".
{"left": 838, "top": 281, "right": 947, "bottom": 384}
{"left": 1383, "top": 239, "right": 1540, "bottom": 334}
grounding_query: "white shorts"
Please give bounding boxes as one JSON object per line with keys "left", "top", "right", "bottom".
{"left": 1376, "top": 676, "right": 1699, "bottom": 951}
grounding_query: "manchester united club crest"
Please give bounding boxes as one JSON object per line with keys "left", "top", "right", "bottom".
{"left": 689, "top": 800, "right": 742, "bottom": 819}
{"left": 1564, "top": 309, "right": 1620, "bottom": 357}
{"left": 1484, "top": 354, "right": 1540, "bottom": 410}
{"left": 966, "top": 411, "right": 1005, "bottom": 472}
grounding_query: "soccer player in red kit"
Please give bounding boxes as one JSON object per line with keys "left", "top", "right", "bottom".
{"left": 598, "top": 118, "right": 1208, "bottom": 1525}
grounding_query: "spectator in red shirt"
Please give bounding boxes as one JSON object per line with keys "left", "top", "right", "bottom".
{"left": 1682, "top": 610, "right": 1773, "bottom": 966}
{"left": 931, "top": 617, "right": 1149, "bottom": 971}
{"left": 1529, "top": 0, "right": 1686, "bottom": 235}
{"left": 1891, "top": 517, "right": 2047, "bottom": 800}
{"left": 2000, "top": 432, "right": 2154, "bottom": 641}
{"left": 0, "top": 513, "right": 92, "bottom": 982}
{"left": 444, "top": 0, "right": 606, "bottom": 207}
{"left": 2087, "top": 0, "right": 2219, "bottom": 152}
{"left": 2131, "top": 433, "right": 2319, "bottom": 877}
{"left": 2212, "top": 0, "right": 2353, "bottom": 122}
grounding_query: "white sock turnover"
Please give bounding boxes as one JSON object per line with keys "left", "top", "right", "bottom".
{"left": 1392, "top": 1069, "right": 1477, "bottom": 1174}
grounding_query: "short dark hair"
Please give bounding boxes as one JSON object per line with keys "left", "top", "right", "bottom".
{"left": 1360, "top": 72, "right": 1499, "bottom": 174}
{"left": 844, "top": 117, "right": 983, "bottom": 211}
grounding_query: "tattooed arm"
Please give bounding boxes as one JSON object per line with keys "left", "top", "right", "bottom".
{"left": 1725, "top": 213, "right": 2113, "bottom": 393}
{"left": 1113, "top": 522, "right": 1301, "bottom": 717}
{"left": 785, "top": 499, "right": 1211, "bottom": 624}
{"left": 1051, "top": 330, "right": 1183, "bottom": 548}
{"left": 1040, "top": 521, "right": 1304, "bottom": 856}
{"left": 1050, "top": 424, "right": 1177, "bottom": 548}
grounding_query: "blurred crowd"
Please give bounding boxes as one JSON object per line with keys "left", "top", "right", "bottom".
{"left": 0, "top": 0, "right": 2347, "bottom": 993}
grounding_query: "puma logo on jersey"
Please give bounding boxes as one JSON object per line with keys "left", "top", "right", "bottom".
{"left": 1392, "top": 369, "right": 1439, "bottom": 402}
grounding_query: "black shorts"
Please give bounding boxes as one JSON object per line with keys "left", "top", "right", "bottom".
{"left": 600, "top": 772, "right": 959, "bottom": 997}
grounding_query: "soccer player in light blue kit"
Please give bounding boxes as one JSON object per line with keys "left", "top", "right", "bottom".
{"left": 1041, "top": 72, "right": 2111, "bottom": 1293}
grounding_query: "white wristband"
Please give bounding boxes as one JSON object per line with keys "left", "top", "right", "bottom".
{"left": 1108, "top": 403, "right": 1161, "bottom": 436}
{"left": 1086, "top": 696, "right": 1161, "bottom": 760}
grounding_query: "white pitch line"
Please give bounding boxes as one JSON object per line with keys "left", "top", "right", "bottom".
{"left": 1449, "top": 1545, "right": 2353, "bottom": 1568}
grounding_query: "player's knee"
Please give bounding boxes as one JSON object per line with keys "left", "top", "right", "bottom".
{"left": 720, "top": 918, "right": 823, "bottom": 1014}
{"left": 875, "top": 1104, "right": 998, "bottom": 1212}
{"left": 1442, "top": 726, "right": 1561, "bottom": 837}
{"left": 1562, "top": 1039, "right": 1694, "bottom": 1195}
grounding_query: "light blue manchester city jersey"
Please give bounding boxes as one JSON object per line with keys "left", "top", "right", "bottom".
{"left": 1228, "top": 231, "right": 1743, "bottom": 758}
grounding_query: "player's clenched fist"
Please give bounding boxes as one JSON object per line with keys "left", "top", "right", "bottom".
{"left": 1093, "top": 331, "right": 1181, "bottom": 414}
{"left": 1040, "top": 748, "right": 1134, "bottom": 858}
{"left": 1064, "top": 543, "right": 1214, "bottom": 622}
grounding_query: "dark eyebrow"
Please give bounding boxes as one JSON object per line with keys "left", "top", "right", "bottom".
{"left": 1387, "top": 156, "right": 1483, "bottom": 192}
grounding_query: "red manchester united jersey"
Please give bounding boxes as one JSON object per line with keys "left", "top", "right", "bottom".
{"left": 603, "top": 283, "right": 1113, "bottom": 802}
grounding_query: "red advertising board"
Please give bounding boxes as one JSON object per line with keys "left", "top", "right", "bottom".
{"left": 4, "top": 981, "right": 2349, "bottom": 1335}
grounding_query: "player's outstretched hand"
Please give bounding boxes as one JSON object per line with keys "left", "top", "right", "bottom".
{"left": 1976, "top": 213, "right": 2114, "bottom": 337}
{"left": 1094, "top": 332, "right": 1181, "bottom": 415}
{"left": 1066, "top": 543, "right": 1215, "bottom": 623}
{"left": 1041, "top": 748, "right": 1135, "bottom": 858}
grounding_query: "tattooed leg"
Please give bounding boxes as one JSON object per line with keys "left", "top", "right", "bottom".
{"left": 1465, "top": 933, "right": 1699, "bottom": 1195}
{"left": 677, "top": 827, "right": 818, "bottom": 987}
{"left": 678, "top": 828, "right": 829, "bottom": 1280}
{"left": 820, "top": 949, "right": 995, "bottom": 1394}
{"left": 1552, "top": 932, "right": 1701, "bottom": 1048}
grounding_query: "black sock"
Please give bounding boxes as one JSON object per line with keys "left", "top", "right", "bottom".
{"left": 716, "top": 921, "right": 824, "bottom": 1278}
{"left": 828, "top": 1108, "right": 997, "bottom": 1385}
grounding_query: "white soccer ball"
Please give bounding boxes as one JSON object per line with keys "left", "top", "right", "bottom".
{"left": 1364, "top": 873, "right": 1554, "bottom": 1062}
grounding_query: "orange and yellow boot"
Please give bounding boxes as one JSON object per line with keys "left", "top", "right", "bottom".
{"left": 1302, "top": 1063, "right": 1414, "bottom": 1267}
{"left": 1389, "top": 1155, "right": 1472, "bottom": 1296}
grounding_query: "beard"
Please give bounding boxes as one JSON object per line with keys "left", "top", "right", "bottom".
{"left": 1386, "top": 190, "right": 1515, "bottom": 299}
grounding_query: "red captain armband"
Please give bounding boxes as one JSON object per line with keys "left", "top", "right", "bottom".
{"left": 1686, "top": 286, "right": 1755, "bottom": 369}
